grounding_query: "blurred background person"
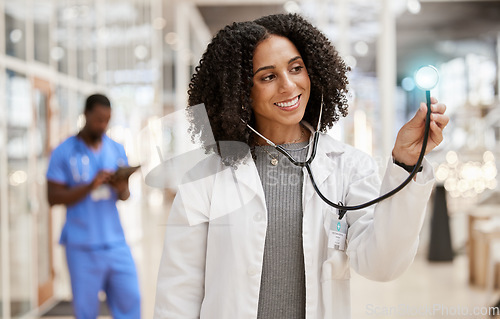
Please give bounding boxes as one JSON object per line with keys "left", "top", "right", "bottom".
{"left": 46, "top": 94, "right": 141, "bottom": 319}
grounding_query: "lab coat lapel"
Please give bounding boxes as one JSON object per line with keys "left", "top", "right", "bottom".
{"left": 302, "top": 127, "right": 345, "bottom": 208}
{"left": 232, "top": 154, "right": 266, "bottom": 202}
{"left": 209, "top": 153, "right": 267, "bottom": 220}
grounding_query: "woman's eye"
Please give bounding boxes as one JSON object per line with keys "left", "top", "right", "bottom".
{"left": 291, "top": 66, "right": 304, "bottom": 72}
{"left": 262, "top": 74, "right": 275, "bottom": 81}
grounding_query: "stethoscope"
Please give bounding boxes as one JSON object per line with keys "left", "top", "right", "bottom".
{"left": 69, "top": 135, "right": 125, "bottom": 183}
{"left": 246, "top": 65, "right": 439, "bottom": 219}
{"left": 70, "top": 146, "right": 91, "bottom": 183}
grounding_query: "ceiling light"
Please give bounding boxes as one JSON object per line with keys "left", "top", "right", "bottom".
{"left": 50, "top": 47, "right": 65, "bottom": 61}
{"left": 407, "top": 0, "right": 421, "bottom": 14}
{"left": 354, "top": 41, "right": 369, "bottom": 56}
{"left": 9, "top": 29, "right": 23, "bottom": 43}
{"left": 134, "top": 45, "right": 148, "bottom": 60}
{"left": 153, "top": 17, "right": 166, "bottom": 30}
{"left": 165, "top": 32, "right": 178, "bottom": 45}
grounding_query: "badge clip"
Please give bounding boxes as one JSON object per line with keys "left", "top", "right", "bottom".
{"left": 338, "top": 201, "right": 347, "bottom": 220}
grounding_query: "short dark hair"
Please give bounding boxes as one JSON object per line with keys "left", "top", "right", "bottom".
{"left": 85, "top": 94, "right": 111, "bottom": 112}
{"left": 187, "top": 13, "right": 350, "bottom": 166}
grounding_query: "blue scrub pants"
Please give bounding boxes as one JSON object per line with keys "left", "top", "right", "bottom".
{"left": 65, "top": 243, "right": 141, "bottom": 319}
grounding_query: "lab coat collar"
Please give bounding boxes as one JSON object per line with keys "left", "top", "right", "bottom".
{"left": 231, "top": 121, "right": 346, "bottom": 208}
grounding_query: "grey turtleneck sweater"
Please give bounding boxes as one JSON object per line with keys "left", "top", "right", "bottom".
{"left": 254, "top": 142, "right": 309, "bottom": 319}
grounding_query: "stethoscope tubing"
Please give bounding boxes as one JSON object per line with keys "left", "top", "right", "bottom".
{"left": 248, "top": 91, "right": 432, "bottom": 219}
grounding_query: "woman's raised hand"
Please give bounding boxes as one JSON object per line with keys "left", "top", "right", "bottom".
{"left": 392, "top": 97, "right": 449, "bottom": 166}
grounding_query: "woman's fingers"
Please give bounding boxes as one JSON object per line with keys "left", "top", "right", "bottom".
{"left": 424, "top": 119, "right": 445, "bottom": 157}
{"left": 430, "top": 113, "right": 449, "bottom": 129}
{"left": 429, "top": 100, "right": 449, "bottom": 133}
{"left": 431, "top": 102, "right": 446, "bottom": 114}
{"left": 422, "top": 98, "right": 448, "bottom": 152}
{"left": 430, "top": 120, "right": 444, "bottom": 143}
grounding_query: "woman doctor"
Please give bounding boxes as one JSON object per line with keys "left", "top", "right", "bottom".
{"left": 154, "top": 13, "right": 449, "bottom": 319}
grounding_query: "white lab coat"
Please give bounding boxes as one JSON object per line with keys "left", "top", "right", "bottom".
{"left": 154, "top": 127, "right": 435, "bottom": 319}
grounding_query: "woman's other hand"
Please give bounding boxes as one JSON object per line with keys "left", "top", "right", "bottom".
{"left": 392, "top": 97, "right": 449, "bottom": 165}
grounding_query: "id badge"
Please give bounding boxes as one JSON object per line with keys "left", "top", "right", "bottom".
{"left": 328, "top": 212, "right": 348, "bottom": 251}
{"left": 90, "top": 185, "right": 111, "bottom": 201}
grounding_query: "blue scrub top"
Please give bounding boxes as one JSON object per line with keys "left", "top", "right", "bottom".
{"left": 47, "top": 135, "right": 129, "bottom": 248}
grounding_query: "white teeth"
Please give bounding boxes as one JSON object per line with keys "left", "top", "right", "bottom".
{"left": 275, "top": 96, "right": 299, "bottom": 107}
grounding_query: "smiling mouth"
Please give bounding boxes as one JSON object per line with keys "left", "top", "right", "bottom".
{"left": 274, "top": 95, "right": 301, "bottom": 108}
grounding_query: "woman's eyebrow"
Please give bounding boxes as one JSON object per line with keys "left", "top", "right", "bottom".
{"left": 253, "top": 56, "right": 303, "bottom": 76}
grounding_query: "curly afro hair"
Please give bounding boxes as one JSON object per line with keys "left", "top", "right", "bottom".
{"left": 187, "top": 13, "right": 350, "bottom": 166}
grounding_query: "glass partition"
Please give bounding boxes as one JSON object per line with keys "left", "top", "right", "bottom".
{"left": 5, "top": 0, "right": 27, "bottom": 60}
{"left": 34, "top": 0, "right": 52, "bottom": 64}
{"left": 56, "top": 86, "right": 70, "bottom": 141}
{"left": 33, "top": 78, "right": 54, "bottom": 306}
{"left": 55, "top": 3, "right": 69, "bottom": 74}
{"left": 0, "top": 68, "right": 5, "bottom": 319}
{"left": 6, "top": 70, "right": 33, "bottom": 317}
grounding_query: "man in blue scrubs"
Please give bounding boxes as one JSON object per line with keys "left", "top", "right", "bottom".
{"left": 47, "top": 94, "right": 141, "bottom": 319}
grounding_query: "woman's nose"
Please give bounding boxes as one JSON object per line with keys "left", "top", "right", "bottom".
{"left": 278, "top": 73, "right": 295, "bottom": 93}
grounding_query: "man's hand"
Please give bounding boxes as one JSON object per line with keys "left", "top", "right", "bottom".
{"left": 48, "top": 170, "right": 114, "bottom": 206}
{"left": 109, "top": 175, "right": 130, "bottom": 200}
{"left": 90, "top": 171, "right": 113, "bottom": 189}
